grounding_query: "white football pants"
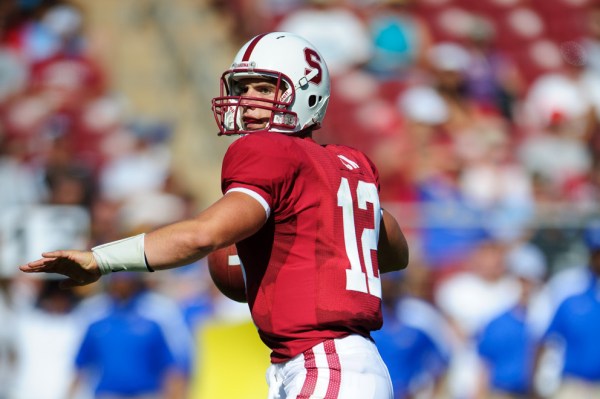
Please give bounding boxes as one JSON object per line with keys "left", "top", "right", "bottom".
{"left": 266, "top": 334, "right": 393, "bottom": 399}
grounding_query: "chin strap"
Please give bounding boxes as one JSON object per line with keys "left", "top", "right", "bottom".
{"left": 297, "top": 68, "right": 319, "bottom": 89}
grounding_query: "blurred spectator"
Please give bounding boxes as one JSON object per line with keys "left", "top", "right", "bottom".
{"left": 474, "top": 242, "right": 547, "bottom": 399}
{"left": 0, "top": 136, "right": 47, "bottom": 208}
{"left": 425, "top": 41, "right": 516, "bottom": 154}
{"left": 373, "top": 266, "right": 452, "bottom": 399}
{"left": 37, "top": 3, "right": 86, "bottom": 56}
{"left": 0, "top": 91, "right": 54, "bottom": 145}
{"left": 98, "top": 123, "right": 172, "bottom": 203}
{"left": 532, "top": 223, "right": 587, "bottom": 279}
{"left": 361, "top": 0, "right": 433, "bottom": 81}
{"left": 371, "top": 83, "right": 448, "bottom": 204}
{"left": 424, "top": 40, "right": 522, "bottom": 203}
{"left": 0, "top": 277, "right": 17, "bottom": 399}
{"left": 1, "top": 203, "right": 91, "bottom": 280}
{"left": 43, "top": 134, "right": 96, "bottom": 207}
{"left": 461, "top": 15, "right": 525, "bottom": 123}
{"left": 414, "top": 134, "right": 488, "bottom": 270}
{"left": 11, "top": 279, "right": 81, "bottom": 399}
{"left": 578, "top": 7, "right": 600, "bottom": 167}
{"left": 9, "top": 137, "right": 92, "bottom": 265}
{"left": 534, "top": 217, "right": 600, "bottom": 399}
{"left": 580, "top": 0, "right": 600, "bottom": 76}
{"left": 118, "top": 191, "right": 187, "bottom": 236}
{"left": 319, "top": 69, "right": 395, "bottom": 153}
{"left": 0, "top": 0, "right": 53, "bottom": 61}
{"left": 435, "top": 238, "right": 521, "bottom": 340}
{"left": 458, "top": 124, "right": 535, "bottom": 243}
{"left": 1, "top": 1, "right": 86, "bottom": 66}
{"left": 27, "top": 3, "right": 105, "bottom": 116}
{"left": 518, "top": 72, "right": 593, "bottom": 202}
{"left": 168, "top": 263, "right": 216, "bottom": 332}
{"left": 397, "top": 85, "right": 448, "bottom": 130}
{"left": 70, "top": 274, "right": 192, "bottom": 399}
{"left": 276, "top": 0, "right": 372, "bottom": 77}
{"left": 435, "top": 239, "right": 520, "bottom": 398}
{"left": 0, "top": 48, "right": 27, "bottom": 103}
{"left": 88, "top": 198, "right": 122, "bottom": 245}
{"left": 425, "top": 41, "right": 474, "bottom": 136}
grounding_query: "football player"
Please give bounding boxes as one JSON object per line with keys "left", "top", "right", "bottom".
{"left": 20, "top": 32, "right": 409, "bottom": 399}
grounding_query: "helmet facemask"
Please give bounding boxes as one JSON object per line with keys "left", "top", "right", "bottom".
{"left": 212, "top": 69, "right": 298, "bottom": 135}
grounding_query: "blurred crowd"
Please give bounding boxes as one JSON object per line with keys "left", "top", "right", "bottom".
{"left": 2, "top": 0, "right": 600, "bottom": 398}
{"left": 0, "top": 1, "right": 229, "bottom": 398}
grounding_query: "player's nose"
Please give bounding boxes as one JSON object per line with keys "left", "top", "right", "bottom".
{"left": 240, "top": 94, "right": 258, "bottom": 108}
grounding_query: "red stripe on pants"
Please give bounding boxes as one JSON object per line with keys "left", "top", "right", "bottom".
{"left": 297, "top": 348, "right": 317, "bottom": 398}
{"left": 297, "top": 341, "right": 342, "bottom": 398}
{"left": 324, "top": 340, "right": 341, "bottom": 398}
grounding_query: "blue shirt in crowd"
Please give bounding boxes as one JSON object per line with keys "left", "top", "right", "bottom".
{"left": 544, "top": 277, "right": 600, "bottom": 381}
{"left": 373, "top": 298, "right": 450, "bottom": 399}
{"left": 477, "top": 304, "right": 538, "bottom": 395}
{"left": 75, "top": 296, "right": 178, "bottom": 396}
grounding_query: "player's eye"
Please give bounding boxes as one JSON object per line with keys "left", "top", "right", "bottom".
{"left": 231, "top": 83, "right": 248, "bottom": 96}
{"left": 257, "top": 84, "right": 278, "bottom": 99}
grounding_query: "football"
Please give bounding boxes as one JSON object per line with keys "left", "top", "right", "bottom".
{"left": 207, "top": 244, "right": 247, "bottom": 303}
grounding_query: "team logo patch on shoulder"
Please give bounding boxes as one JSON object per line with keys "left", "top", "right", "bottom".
{"left": 337, "top": 155, "right": 360, "bottom": 170}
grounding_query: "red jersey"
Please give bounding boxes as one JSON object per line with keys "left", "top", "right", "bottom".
{"left": 221, "top": 132, "right": 383, "bottom": 363}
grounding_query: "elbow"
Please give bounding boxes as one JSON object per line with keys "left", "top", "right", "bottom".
{"left": 188, "top": 225, "right": 236, "bottom": 255}
{"left": 184, "top": 227, "right": 222, "bottom": 256}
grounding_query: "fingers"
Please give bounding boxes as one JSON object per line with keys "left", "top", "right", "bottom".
{"left": 41, "top": 250, "right": 72, "bottom": 258}
{"left": 19, "top": 251, "right": 100, "bottom": 287}
{"left": 20, "top": 250, "right": 82, "bottom": 272}
{"left": 19, "top": 251, "right": 74, "bottom": 272}
{"left": 19, "top": 257, "right": 58, "bottom": 272}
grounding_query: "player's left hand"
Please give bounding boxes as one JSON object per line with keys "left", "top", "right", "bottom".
{"left": 19, "top": 250, "right": 101, "bottom": 289}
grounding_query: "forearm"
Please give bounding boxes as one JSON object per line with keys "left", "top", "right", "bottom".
{"left": 143, "top": 219, "right": 215, "bottom": 271}
{"left": 97, "top": 191, "right": 267, "bottom": 273}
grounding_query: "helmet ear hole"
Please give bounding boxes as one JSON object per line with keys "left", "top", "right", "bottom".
{"left": 308, "top": 95, "right": 318, "bottom": 108}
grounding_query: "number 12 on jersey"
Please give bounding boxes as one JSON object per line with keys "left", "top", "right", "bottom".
{"left": 337, "top": 177, "right": 382, "bottom": 299}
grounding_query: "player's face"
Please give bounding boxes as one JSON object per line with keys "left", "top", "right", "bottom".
{"left": 232, "top": 78, "right": 281, "bottom": 130}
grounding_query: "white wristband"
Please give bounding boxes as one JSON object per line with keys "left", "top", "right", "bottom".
{"left": 92, "top": 233, "right": 151, "bottom": 274}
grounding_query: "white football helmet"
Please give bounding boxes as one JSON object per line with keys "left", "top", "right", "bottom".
{"left": 212, "top": 32, "right": 331, "bottom": 135}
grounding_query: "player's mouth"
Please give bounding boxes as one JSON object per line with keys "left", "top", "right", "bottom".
{"left": 243, "top": 117, "right": 268, "bottom": 129}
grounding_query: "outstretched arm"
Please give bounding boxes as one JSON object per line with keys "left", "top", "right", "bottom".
{"left": 144, "top": 191, "right": 266, "bottom": 268}
{"left": 19, "top": 191, "right": 267, "bottom": 287}
{"left": 377, "top": 208, "right": 409, "bottom": 274}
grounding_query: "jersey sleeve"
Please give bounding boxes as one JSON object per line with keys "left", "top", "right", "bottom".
{"left": 221, "top": 133, "right": 297, "bottom": 212}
